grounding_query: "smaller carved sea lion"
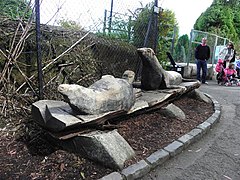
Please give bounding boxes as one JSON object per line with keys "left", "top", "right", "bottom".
{"left": 122, "top": 70, "right": 135, "bottom": 84}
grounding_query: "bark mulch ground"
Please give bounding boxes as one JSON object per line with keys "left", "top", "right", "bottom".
{"left": 0, "top": 95, "right": 214, "bottom": 180}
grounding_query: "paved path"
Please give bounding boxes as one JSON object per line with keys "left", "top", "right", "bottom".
{"left": 140, "top": 80, "right": 240, "bottom": 180}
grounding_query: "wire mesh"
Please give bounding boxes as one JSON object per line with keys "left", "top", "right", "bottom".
{"left": 36, "top": 0, "right": 157, "bottom": 99}
{"left": 1, "top": 0, "right": 164, "bottom": 102}
{"left": 188, "top": 29, "right": 231, "bottom": 65}
{"left": 39, "top": 0, "right": 156, "bottom": 45}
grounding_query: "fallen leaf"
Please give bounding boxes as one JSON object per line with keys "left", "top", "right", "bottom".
{"left": 60, "top": 163, "right": 65, "bottom": 172}
{"left": 80, "top": 172, "right": 85, "bottom": 179}
{"left": 223, "top": 175, "right": 232, "bottom": 180}
{"left": 8, "top": 150, "right": 16, "bottom": 156}
{"left": 195, "top": 148, "right": 202, "bottom": 152}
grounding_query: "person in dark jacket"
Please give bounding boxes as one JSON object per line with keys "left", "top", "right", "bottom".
{"left": 195, "top": 37, "right": 211, "bottom": 84}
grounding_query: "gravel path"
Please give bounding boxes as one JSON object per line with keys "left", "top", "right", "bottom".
{"left": 140, "top": 80, "right": 240, "bottom": 180}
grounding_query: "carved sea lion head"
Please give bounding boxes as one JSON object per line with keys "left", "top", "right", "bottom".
{"left": 58, "top": 84, "right": 79, "bottom": 102}
{"left": 58, "top": 84, "right": 91, "bottom": 102}
{"left": 58, "top": 84, "right": 80, "bottom": 95}
{"left": 122, "top": 70, "right": 135, "bottom": 84}
{"left": 137, "top": 48, "right": 158, "bottom": 67}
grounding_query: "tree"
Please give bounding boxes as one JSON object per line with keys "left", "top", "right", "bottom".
{"left": 58, "top": 19, "right": 82, "bottom": 30}
{"left": 131, "top": 3, "right": 178, "bottom": 65}
{"left": 174, "top": 34, "right": 189, "bottom": 62}
{"left": 158, "top": 9, "right": 178, "bottom": 64}
{"left": 130, "top": 3, "right": 153, "bottom": 47}
{"left": 0, "top": 0, "right": 32, "bottom": 20}
{"left": 95, "top": 10, "right": 133, "bottom": 42}
{"left": 194, "top": 0, "right": 240, "bottom": 42}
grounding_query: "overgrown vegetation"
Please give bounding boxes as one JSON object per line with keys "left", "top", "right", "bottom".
{"left": 0, "top": 0, "right": 32, "bottom": 20}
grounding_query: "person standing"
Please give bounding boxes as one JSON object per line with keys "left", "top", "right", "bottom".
{"left": 235, "top": 55, "right": 240, "bottom": 77}
{"left": 218, "top": 42, "right": 235, "bottom": 68}
{"left": 195, "top": 37, "right": 211, "bottom": 84}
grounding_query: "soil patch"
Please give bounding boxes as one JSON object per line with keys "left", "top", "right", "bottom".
{"left": 0, "top": 95, "right": 214, "bottom": 180}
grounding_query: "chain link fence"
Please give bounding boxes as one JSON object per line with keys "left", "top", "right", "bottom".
{"left": 36, "top": 0, "right": 158, "bottom": 99}
{"left": 1, "top": 1, "right": 232, "bottom": 100}
{"left": 1, "top": 0, "right": 165, "bottom": 121}
{"left": 2, "top": 0, "right": 232, "bottom": 124}
{"left": 188, "top": 29, "right": 231, "bottom": 65}
{"left": 0, "top": 0, "right": 161, "bottom": 99}
{"left": 40, "top": 0, "right": 153, "bottom": 35}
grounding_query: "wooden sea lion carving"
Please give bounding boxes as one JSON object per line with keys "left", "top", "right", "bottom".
{"left": 58, "top": 75, "right": 135, "bottom": 115}
{"left": 137, "top": 47, "right": 182, "bottom": 90}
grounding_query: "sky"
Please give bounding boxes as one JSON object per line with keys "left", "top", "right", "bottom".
{"left": 160, "top": 0, "right": 214, "bottom": 35}
{"left": 40, "top": 0, "right": 214, "bottom": 36}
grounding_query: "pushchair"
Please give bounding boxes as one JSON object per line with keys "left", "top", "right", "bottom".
{"left": 223, "top": 64, "right": 240, "bottom": 86}
{"left": 215, "top": 60, "right": 240, "bottom": 86}
{"left": 224, "top": 74, "right": 240, "bottom": 86}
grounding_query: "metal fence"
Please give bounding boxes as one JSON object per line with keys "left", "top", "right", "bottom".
{"left": 1, "top": 0, "right": 231, "bottom": 100}
{"left": 188, "top": 29, "right": 231, "bottom": 66}
{"left": 39, "top": 0, "right": 156, "bottom": 44}
{"left": 34, "top": 0, "right": 160, "bottom": 99}
{"left": 0, "top": 0, "right": 173, "bottom": 100}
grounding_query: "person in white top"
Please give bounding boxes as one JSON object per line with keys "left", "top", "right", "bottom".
{"left": 218, "top": 42, "right": 235, "bottom": 68}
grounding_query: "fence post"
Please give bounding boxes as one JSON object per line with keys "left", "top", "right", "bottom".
{"left": 103, "top": 9, "right": 107, "bottom": 34}
{"left": 127, "top": 16, "right": 132, "bottom": 42}
{"left": 187, "top": 29, "right": 193, "bottom": 67}
{"left": 153, "top": 0, "right": 159, "bottom": 53}
{"left": 35, "top": 0, "right": 43, "bottom": 100}
{"left": 143, "top": 12, "right": 153, "bottom": 47}
{"left": 212, "top": 35, "right": 218, "bottom": 65}
{"left": 108, "top": 0, "right": 114, "bottom": 33}
{"left": 171, "top": 25, "right": 177, "bottom": 55}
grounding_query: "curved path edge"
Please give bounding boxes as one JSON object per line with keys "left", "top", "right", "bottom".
{"left": 99, "top": 93, "right": 221, "bottom": 180}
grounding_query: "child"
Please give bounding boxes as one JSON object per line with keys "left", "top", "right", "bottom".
{"left": 215, "top": 59, "right": 225, "bottom": 84}
{"left": 215, "top": 59, "right": 224, "bottom": 73}
{"left": 224, "top": 63, "right": 238, "bottom": 86}
{"left": 224, "top": 63, "right": 237, "bottom": 78}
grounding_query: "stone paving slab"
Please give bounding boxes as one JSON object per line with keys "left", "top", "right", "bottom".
{"left": 188, "top": 128, "right": 203, "bottom": 142}
{"left": 121, "top": 160, "right": 151, "bottom": 180}
{"left": 177, "top": 134, "right": 195, "bottom": 149}
{"left": 197, "top": 121, "right": 212, "bottom": 135}
{"left": 145, "top": 149, "right": 170, "bottom": 169}
{"left": 163, "top": 140, "right": 184, "bottom": 157}
{"left": 99, "top": 172, "right": 124, "bottom": 180}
